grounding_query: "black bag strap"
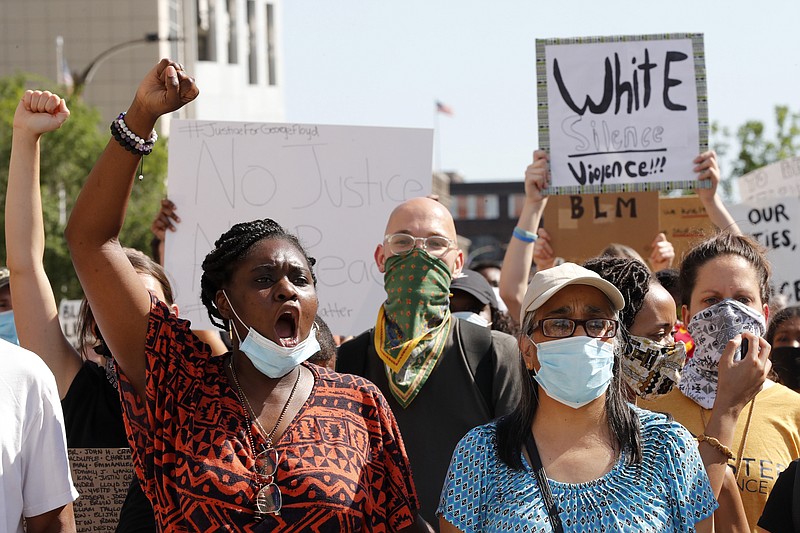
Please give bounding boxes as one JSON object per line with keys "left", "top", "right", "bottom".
{"left": 335, "top": 329, "right": 373, "bottom": 376}
{"left": 525, "top": 432, "right": 564, "bottom": 533}
{"left": 456, "top": 318, "right": 494, "bottom": 417}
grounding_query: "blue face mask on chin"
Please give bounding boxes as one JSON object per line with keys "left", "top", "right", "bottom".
{"left": 531, "top": 336, "right": 616, "bottom": 409}
{"left": 0, "top": 310, "right": 19, "bottom": 345}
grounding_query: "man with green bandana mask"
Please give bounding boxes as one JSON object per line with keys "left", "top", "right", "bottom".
{"left": 337, "top": 197, "right": 523, "bottom": 530}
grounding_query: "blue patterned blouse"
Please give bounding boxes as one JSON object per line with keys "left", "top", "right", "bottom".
{"left": 438, "top": 407, "right": 716, "bottom": 532}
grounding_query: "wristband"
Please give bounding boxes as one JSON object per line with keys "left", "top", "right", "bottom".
{"left": 512, "top": 226, "right": 538, "bottom": 243}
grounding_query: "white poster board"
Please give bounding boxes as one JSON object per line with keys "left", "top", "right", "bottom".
{"left": 59, "top": 299, "right": 83, "bottom": 349}
{"left": 537, "top": 33, "right": 707, "bottom": 194}
{"left": 730, "top": 197, "right": 800, "bottom": 305}
{"left": 165, "top": 121, "right": 433, "bottom": 335}
{"left": 738, "top": 157, "right": 800, "bottom": 203}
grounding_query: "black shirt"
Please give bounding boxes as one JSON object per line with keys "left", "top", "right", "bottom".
{"left": 62, "top": 360, "right": 156, "bottom": 532}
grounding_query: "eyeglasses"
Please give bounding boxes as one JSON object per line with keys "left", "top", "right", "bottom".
{"left": 384, "top": 233, "right": 455, "bottom": 257}
{"left": 254, "top": 447, "right": 282, "bottom": 517}
{"left": 530, "top": 318, "right": 618, "bottom": 339}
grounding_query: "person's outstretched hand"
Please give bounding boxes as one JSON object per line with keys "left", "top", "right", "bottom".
{"left": 13, "top": 90, "right": 70, "bottom": 137}
{"left": 524, "top": 150, "right": 550, "bottom": 205}
{"left": 533, "top": 227, "right": 556, "bottom": 271}
{"left": 694, "top": 150, "right": 721, "bottom": 203}
{"left": 130, "top": 59, "right": 199, "bottom": 122}
{"left": 151, "top": 198, "right": 181, "bottom": 242}
{"left": 648, "top": 232, "right": 675, "bottom": 272}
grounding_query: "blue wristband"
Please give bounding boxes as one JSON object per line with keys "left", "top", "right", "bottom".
{"left": 513, "top": 227, "right": 538, "bottom": 243}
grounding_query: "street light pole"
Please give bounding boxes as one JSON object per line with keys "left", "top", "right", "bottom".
{"left": 71, "top": 33, "right": 181, "bottom": 97}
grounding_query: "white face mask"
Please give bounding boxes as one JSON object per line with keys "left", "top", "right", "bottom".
{"left": 223, "top": 291, "right": 320, "bottom": 378}
{"left": 452, "top": 311, "right": 491, "bottom": 328}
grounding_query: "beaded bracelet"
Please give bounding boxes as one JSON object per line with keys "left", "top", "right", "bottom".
{"left": 110, "top": 112, "right": 158, "bottom": 156}
{"left": 512, "top": 226, "right": 538, "bottom": 243}
{"left": 696, "top": 434, "right": 735, "bottom": 460}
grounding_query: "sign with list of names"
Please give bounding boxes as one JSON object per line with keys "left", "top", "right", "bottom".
{"left": 537, "top": 33, "right": 707, "bottom": 194}
{"left": 165, "top": 121, "right": 433, "bottom": 335}
{"left": 69, "top": 448, "right": 134, "bottom": 532}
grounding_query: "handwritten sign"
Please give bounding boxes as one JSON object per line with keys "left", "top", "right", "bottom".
{"left": 165, "top": 121, "right": 433, "bottom": 335}
{"left": 738, "top": 157, "right": 800, "bottom": 203}
{"left": 658, "top": 196, "right": 716, "bottom": 264}
{"left": 59, "top": 299, "right": 83, "bottom": 349}
{"left": 542, "top": 191, "right": 659, "bottom": 264}
{"left": 537, "top": 34, "right": 707, "bottom": 194}
{"left": 730, "top": 197, "right": 800, "bottom": 305}
{"left": 69, "top": 448, "right": 134, "bottom": 532}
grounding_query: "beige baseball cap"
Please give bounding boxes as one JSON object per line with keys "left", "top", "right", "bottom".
{"left": 520, "top": 262, "right": 625, "bottom": 323}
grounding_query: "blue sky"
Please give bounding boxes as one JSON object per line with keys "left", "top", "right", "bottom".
{"left": 282, "top": 0, "right": 800, "bottom": 182}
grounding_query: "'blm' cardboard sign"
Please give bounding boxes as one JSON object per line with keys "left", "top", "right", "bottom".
{"left": 542, "top": 192, "right": 659, "bottom": 264}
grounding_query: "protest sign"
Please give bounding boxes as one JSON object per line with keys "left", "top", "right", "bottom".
{"left": 738, "top": 156, "right": 800, "bottom": 203}
{"left": 165, "top": 121, "right": 433, "bottom": 335}
{"left": 542, "top": 191, "right": 659, "bottom": 264}
{"left": 69, "top": 448, "right": 133, "bottom": 532}
{"left": 658, "top": 196, "right": 716, "bottom": 263}
{"left": 59, "top": 299, "right": 82, "bottom": 349}
{"left": 537, "top": 34, "right": 707, "bottom": 194}
{"left": 730, "top": 197, "right": 800, "bottom": 305}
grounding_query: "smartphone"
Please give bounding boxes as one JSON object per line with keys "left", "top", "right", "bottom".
{"left": 737, "top": 337, "right": 750, "bottom": 361}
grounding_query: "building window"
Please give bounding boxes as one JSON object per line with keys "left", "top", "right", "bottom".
{"left": 168, "top": 0, "right": 181, "bottom": 60}
{"left": 507, "top": 194, "right": 525, "bottom": 218}
{"left": 266, "top": 3, "right": 276, "bottom": 85}
{"left": 226, "top": 0, "right": 238, "bottom": 64}
{"left": 483, "top": 195, "right": 500, "bottom": 219}
{"left": 247, "top": 0, "right": 258, "bottom": 84}
{"left": 197, "top": 0, "right": 217, "bottom": 61}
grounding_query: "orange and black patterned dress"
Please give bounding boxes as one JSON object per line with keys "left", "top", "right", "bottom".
{"left": 117, "top": 298, "right": 419, "bottom": 532}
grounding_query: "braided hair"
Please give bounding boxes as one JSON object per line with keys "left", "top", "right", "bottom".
{"left": 200, "top": 218, "right": 317, "bottom": 329}
{"left": 583, "top": 256, "right": 652, "bottom": 331}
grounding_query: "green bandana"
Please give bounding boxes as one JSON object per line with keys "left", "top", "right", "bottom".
{"left": 375, "top": 249, "right": 452, "bottom": 407}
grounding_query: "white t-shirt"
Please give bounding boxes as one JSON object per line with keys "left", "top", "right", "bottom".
{"left": 0, "top": 339, "right": 79, "bottom": 532}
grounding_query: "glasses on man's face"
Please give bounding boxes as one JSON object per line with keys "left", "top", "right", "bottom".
{"left": 384, "top": 233, "right": 454, "bottom": 257}
{"left": 530, "top": 318, "right": 618, "bottom": 339}
{"left": 254, "top": 447, "right": 282, "bottom": 517}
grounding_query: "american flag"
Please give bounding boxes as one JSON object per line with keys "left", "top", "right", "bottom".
{"left": 436, "top": 101, "right": 454, "bottom": 116}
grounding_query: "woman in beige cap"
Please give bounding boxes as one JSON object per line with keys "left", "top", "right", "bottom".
{"left": 438, "top": 262, "right": 716, "bottom": 532}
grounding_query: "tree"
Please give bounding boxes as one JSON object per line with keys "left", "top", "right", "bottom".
{"left": 0, "top": 73, "right": 168, "bottom": 301}
{"left": 712, "top": 105, "right": 800, "bottom": 199}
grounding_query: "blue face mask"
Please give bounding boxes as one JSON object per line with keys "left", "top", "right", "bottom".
{"left": 531, "top": 336, "right": 615, "bottom": 409}
{"left": 0, "top": 310, "right": 19, "bottom": 345}
{"left": 224, "top": 291, "right": 320, "bottom": 378}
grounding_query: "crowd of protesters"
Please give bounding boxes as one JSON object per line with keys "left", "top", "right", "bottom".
{"left": 2, "top": 58, "right": 800, "bottom": 533}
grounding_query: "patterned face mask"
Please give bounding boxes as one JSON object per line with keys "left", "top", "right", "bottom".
{"left": 620, "top": 334, "right": 686, "bottom": 400}
{"left": 680, "top": 299, "right": 766, "bottom": 409}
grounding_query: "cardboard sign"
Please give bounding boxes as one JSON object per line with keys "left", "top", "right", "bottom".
{"left": 658, "top": 196, "right": 716, "bottom": 264}
{"left": 537, "top": 34, "right": 707, "bottom": 194}
{"left": 69, "top": 448, "right": 134, "bottom": 532}
{"left": 59, "top": 299, "right": 83, "bottom": 349}
{"left": 165, "top": 121, "right": 433, "bottom": 335}
{"left": 738, "top": 157, "right": 800, "bottom": 203}
{"left": 542, "top": 191, "right": 660, "bottom": 264}
{"left": 730, "top": 198, "right": 800, "bottom": 305}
